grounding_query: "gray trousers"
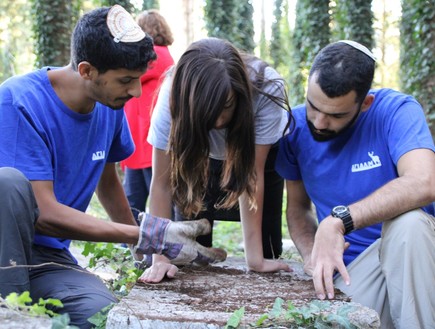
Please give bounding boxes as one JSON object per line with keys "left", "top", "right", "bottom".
{"left": 0, "top": 167, "right": 117, "bottom": 328}
{"left": 335, "top": 210, "right": 435, "bottom": 329}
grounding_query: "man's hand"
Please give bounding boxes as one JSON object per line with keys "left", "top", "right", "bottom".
{"left": 311, "top": 216, "right": 350, "bottom": 300}
{"left": 134, "top": 213, "right": 227, "bottom": 265}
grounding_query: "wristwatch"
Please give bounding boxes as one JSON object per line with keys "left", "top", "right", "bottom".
{"left": 331, "top": 205, "right": 354, "bottom": 235}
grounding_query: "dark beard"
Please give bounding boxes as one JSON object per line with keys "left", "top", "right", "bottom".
{"left": 306, "top": 104, "right": 362, "bottom": 142}
{"left": 307, "top": 120, "right": 339, "bottom": 141}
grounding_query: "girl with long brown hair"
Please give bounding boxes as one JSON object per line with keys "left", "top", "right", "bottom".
{"left": 142, "top": 37, "right": 294, "bottom": 282}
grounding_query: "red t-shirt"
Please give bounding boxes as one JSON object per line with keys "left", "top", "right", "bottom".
{"left": 121, "top": 45, "right": 174, "bottom": 169}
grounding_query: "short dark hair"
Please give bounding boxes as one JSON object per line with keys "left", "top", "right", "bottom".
{"left": 309, "top": 42, "right": 375, "bottom": 104}
{"left": 70, "top": 7, "right": 156, "bottom": 73}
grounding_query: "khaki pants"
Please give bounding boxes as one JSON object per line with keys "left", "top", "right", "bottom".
{"left": 335, "top": 210, "right": 435, "bottom": 329}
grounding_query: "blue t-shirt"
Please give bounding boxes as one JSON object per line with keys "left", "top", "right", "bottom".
{"left": 276, "top": 88, "right": 435, "bottom": 265}
{"left": 0, "top": 67, "right": 134, "bottom": 252}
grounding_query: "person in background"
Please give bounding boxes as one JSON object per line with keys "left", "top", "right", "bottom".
{"left": 0, "top": 6, "right": 225, "bottom": 328}
{"left": 140, "top": 37, "right": 294, "bottom": 283}
{"left": 275, "top": 40, "right": 435, "bottom": 328}
{"left": 120, "top": 9, "right": 175, "bottom": 220}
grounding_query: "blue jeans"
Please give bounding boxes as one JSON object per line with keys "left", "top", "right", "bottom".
{"left": 123, "top": 167, "right": 152, "bottom": 220}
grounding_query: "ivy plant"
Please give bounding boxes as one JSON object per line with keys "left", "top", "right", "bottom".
{"left": 225, "top": 297, "right": 359, "bottom": 328}
{"left": 1, "top": 291, "right": 77, "bottom": 328}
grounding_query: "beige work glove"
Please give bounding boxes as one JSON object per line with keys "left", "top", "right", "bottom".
{"left": 133, "top": 213, "right": 227, "bottom": 266}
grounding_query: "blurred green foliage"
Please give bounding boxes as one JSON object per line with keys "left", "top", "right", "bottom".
{"left": 0, "top": 0, "right": 34, "bottom": 81}
{"left": 400, "top": 0, "right": 435, "bottom": 135}
{"left": 141, "top": 0, "right": 160, "bottom": 10}
{"left": 204, "top": 0, "right": 255, "bottom": 53}
{"left": 30, "top": 0, "right": 81, "bottom": 67}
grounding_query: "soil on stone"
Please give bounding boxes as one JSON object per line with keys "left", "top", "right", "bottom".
{"left": 136, "top": 263, "right": 349, "bottom": 314}
{"left": 108, "top": 260, "right": 380, "bottom": 328}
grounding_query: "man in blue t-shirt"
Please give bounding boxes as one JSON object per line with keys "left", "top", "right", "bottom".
{"left": 276, "top": 40, "right": 435, "bottom": 328}
{"left": 0, "top": 5, "right": 225, "bottom": 328}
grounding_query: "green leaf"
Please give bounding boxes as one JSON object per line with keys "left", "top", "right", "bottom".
{"left": 298, "top": 305, "right": 316, "bottom": 320}
{"left": 51, "top": 313, "right": 79, "bottom": 329}
{"left": 254, "top": 313, "right": 269, "bottom": 326}
{"left": 82, "top": 242, "right": 93, "bottom": 256}
{"left": 320, "top": 313, "right": 355, "bottom": 329}
{"left": 269, "top": 297, "right": 284, "bottom": 318}
{"left": 39, "top": 297, "right": 64, "bottom": 308}
{"left": 310, "top": 300, "right": 330, "bottom": 311}
{"left": 225, "top": 306, "right": 245, "bottom": 329}
{"left": 336, "top": 304, "right": 357, "bottom": 317}
{"left": 87, "top": 303, "right": 114, "bottom": 329}
{"left": 6, "top": 291, "right": 32, "bottom": 307}
{"left": 29, "top": 303, "right": 49, "bottom": 316}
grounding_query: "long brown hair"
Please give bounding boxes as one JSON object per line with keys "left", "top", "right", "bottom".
{"left": 169, "top": 38, "right": 293, "bottom": 218}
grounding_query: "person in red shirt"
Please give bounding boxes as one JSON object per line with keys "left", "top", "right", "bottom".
{"left": 121, "top": 9, "right": 175, "bottom": 220}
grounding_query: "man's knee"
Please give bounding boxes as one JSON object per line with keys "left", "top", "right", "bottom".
{"left": 380, "top": 209, "right": 435, "bottom": 272}
{"left": 0, "top": 167, "right": 36, "bottom": 208}
{"left": 31, "top": 267, "right": 118, "bottom": 329}
{"left": 0, "top": 167, "right": 29, "bottom": 192}
{"left": 0, "top": 167, "right": 39, "bottom": 225}
{"left": 380, "top": 210, "right": 435, "bottom": 329}
{"left": 382, "top": 209, "right": 433, "bottom": 242}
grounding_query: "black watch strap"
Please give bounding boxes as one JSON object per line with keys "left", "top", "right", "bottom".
{"left": 331, "top": 205, "right": 354, "bottom": 235}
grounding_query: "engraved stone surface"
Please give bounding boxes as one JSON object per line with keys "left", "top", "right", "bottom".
{"left": 107, "top": 257, "right": 380, "bottom": 328}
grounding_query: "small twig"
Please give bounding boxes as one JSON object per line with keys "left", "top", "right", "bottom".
{"left": 118, "top": 299, "right": 145, "bottom": 329}
{"left": 0, "top": 262, "right": 92, "bottom": 275}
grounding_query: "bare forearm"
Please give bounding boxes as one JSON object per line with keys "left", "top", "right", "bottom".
{"left": 149, "top": 148, "right": 173, "bottom": 219}
{"left": 239, "top": 144, "right": 273, "bottom": 269}
{"left": 149, "top": 186, "right": 173, "bottom": 219}
{"left": 347, "top": 150, "right": 435, "bottom": 229}
{"left": 30, "top": 176, "right": 139, "bottom": 244}
{"left": 287, "top": 208, "right": 317, "bottom": 261}
{"left": 239, "top": 192, "right": 264, "bottom": 269}
{"left": 96, "top": 184, "right": 136, "bottom": 226}
{"left": 350, "top": 175, "right": 435, "bottom": 229}
{"left": 35, "top": 201, "right": 139, "bottom": 244}
{"left": 96, "top": 163, "right": 136, "bottom": 226}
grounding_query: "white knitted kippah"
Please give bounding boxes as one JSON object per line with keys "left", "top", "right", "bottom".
{"left": 107, "top": 4, "right": 145, "bottom": 43}
{"left": 337, "top": 40, "right": 376, "bottom": 61}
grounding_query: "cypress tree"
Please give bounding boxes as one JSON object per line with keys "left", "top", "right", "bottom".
{"left": 204, "top": 0, "right": 255, "bottom": 53}
{"left": 400, "top": 0, "right": 435, "bottom": 135}
{"left": 290, "top": 0, "right": 330, "bottom": 105}
{"left": 30, "top": 0, "right": 79, "bottom": 67}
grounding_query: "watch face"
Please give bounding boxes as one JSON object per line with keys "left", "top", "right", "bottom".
{"left": 333, "top": 205, "right": 348, "bottom": 214}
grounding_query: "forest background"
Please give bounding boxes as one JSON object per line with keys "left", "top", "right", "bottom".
{"left": 0, "top": 1, "right": 433, "bottom": 319}
{"left": 0, "top": 0, "right": 433, "bottom": 134}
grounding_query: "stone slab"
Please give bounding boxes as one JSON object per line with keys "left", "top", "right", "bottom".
{"left": 107, "top": 257, "right": 380, "bottom": 328}
{"left": 0, "top": 308, "right": 52, "bottom": 329}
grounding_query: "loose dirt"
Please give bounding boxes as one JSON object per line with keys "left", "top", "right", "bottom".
{"left": 136, "top": 262, "right": 350, "bottom": 315}
{"left": 106, "top": 258, "right": 383, "bottom": 328}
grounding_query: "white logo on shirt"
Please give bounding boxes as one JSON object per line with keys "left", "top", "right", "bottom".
{"left": 92, "top": 151, "right": 105, "bottom": 161}
{"left": 351, "top": 151, "right": 382, "bottom": 172}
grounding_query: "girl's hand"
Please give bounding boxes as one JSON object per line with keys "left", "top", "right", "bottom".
{"left": 248, "top": 258, "right": 292, "bottom": 273}
{"left": 137, "top": 254, "right": 178, "bottom": 283}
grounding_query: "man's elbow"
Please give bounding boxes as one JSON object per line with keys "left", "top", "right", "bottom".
{"left": 418, "top": 172, "right": 435, "bottom": 204}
